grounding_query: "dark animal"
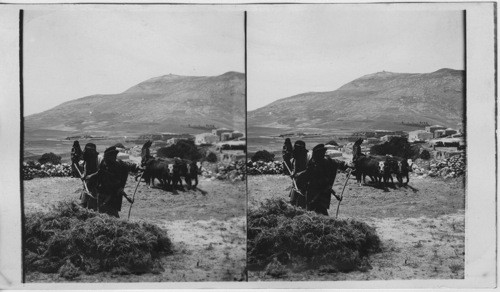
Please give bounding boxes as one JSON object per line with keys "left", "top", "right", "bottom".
{"left": 162, "top": 158, "right": 183, "bottom": 189}
{"left": 141, "top": 158, "right": 170, "bottom": 188}
{"left": 396, "top": 159, "right": 413, "bottom": 185}
{"left": 379, "top": 158, "right": 400, "bottom": 188}
{"left": 178, "top": 159, "right": 199, "bottom": 189}
{"left": 353, "top": 156, "right": 382, "bottom": 185}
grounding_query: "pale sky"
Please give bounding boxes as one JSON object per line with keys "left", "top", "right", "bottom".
{"left": 24, "top": 8, "right": 244, "bottom": 116}
{"left": 247, "top": 9, "right": 465, "bottom": 111}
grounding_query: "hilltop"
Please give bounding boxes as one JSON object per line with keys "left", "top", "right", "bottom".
{"left": 248, "top": 69, "right": 464, "bottom": 131}
{"left": 25, "top": 71, "right": 245, "bottom": 136}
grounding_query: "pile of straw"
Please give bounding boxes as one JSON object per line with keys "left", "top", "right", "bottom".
{"left": 248, "top": 198, "right": 381, "bottom": 274}
{"left": 25, "top": 201, "right": 173, "bottom": 279}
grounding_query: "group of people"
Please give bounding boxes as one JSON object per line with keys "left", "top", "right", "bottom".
{"left": 71, "top": 141, "right": 135, "bottom": 218}
{"left": 282, "top": 138, "right": 351, "bottom": 216}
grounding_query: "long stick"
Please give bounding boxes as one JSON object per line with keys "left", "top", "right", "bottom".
{"left": 335, "top": 169, "right": 352, "bottom": 219}
{"left": 128, "top": 171, "right": 144, "bottom": 220}
{"left": 283, "top": 161, "right": 305, "bottom": 197}
{"left": 74, "top": 163, "right": 95, "bottom": 199}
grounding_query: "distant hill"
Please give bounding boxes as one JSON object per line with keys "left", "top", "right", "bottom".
{"left": 25, "top": 71, "right": 245, "bottom": 136}
{"left": 248, "top": 68, "right": 464, "bottom": 131}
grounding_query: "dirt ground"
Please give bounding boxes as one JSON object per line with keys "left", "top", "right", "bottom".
{"left": 23, "top": 174, "right": 247, "bottom": 282}
{"left": 247, "top": 173, "right": 465, "bottom": 281}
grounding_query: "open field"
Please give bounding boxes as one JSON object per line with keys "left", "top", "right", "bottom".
{"left": 247, "top": 126, "right": 354, "bottom": 159}
{"left": 247, "top": 173, "right": 465, "bottom": 281}
{"left": 24, "top": 174, "right": 246, "bottom": 282}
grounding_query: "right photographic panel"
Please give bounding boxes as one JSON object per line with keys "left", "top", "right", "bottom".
{"left": 246, "top": 7, "right": 466, "bottom": 281}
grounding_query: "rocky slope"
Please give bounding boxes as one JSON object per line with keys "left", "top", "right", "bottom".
{"left": 25, "top": 71, "right": 245, "bottom": 135}
{"left": 248, "top": 68, "right": 464, "bottom": 131}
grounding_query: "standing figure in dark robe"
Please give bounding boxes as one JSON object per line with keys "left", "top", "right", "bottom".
{"left": 96, "top": 146, "right": 133, "bottom": 218}
{"left": 295, "top": 144, "right": 349, "bottom": 216}
{"left": 80, "top": 143, "right": 100, "bottom": 210}
{"left": 282, "top": 138, "right": 293, "bottom": 175}
{"left": 289, "top": 140, "right": 308, "bottom": 208}
{"left": 71, "top": 141, "right": 83, "bottom": 178}
{"left": 141, "top": 140, "right": 153, "bottom": 166}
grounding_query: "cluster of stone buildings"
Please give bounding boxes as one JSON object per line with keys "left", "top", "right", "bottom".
{"left": 194, "top": 128, "right": 245, "bottom": 146}
{"left": 408, "top": 124, "right": 462, "bottom": 142}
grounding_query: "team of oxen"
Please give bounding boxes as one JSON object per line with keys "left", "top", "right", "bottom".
{"left": 136, "top": 141, "right": 201, "bottom": 191}
{"left": 351, "top": 138, "right": 413, "bottom": 189}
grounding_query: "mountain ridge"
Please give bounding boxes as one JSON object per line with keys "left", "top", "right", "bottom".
{"left": 25, "top": 71, "right": 245, "bottom": 135}
{"left": 248, "top": 68, "right": 464, "bottom": 131}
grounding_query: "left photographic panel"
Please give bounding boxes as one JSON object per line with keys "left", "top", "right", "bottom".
{"left": 21, "top": 7, "right": 246, "bottom": 283}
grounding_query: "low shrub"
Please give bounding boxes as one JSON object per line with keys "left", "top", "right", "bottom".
{"left": 420, "top": 149, "right": 431, "bottom": 160}
{"left": 251, "top": 150, "right": 275, "bottom": 162}
{"left": 370, "top": 137, "right": 419, "bottom": 159}
{"left": 206, "top": 152, "right": 218, "bottom": 163}
{"left": 24, "top": 201, "right": 173, "bottom": 278}
{"left": 325, "top": 140, "right": 339, "bottom": 146}
{"left": 38, "top": 153, "right": 62, "bottom": 165}
{"left": 157, "top": 140, "right": 202, "bottom": 161}
{"left": 247, "top": 198, "right": 381, "bottom": 274}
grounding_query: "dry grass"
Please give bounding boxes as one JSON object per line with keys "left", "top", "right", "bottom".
{"left": 248, "top": 198, "right": 381, "bottom": 275}
{"left": 25, "top": 201, "right": 173, "bottom": 279}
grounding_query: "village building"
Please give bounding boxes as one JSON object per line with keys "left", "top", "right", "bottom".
{"left": 152, "top": 140, "right": 169, "bottom": 148}
{"left": 366, "top": 137, "right": 380, "bottom": 144}
{"left": 220, "top": 132, "right": 232, "bottom": 141}
{"left": 433, "top": 129, "right": 447, "bottom": 139}
{"left": 231, "top": 131, "right": 244, "bottom": 140}
{"left": 380, "top": 135, "right": 399, "bottom": 142}
{"left": 194, "top": 133, "right": 219, "bottom": 145}
{"left": 374, "top": 130, "right": 396, "bottom": 138}
{"left": 167, "top": 137, "right": 182, "bottom": 145}
{"left": 408, "top": 130, "right": 433, "bottom": 142}
{"left": 444, "top": 128, "right": 458, "bottom": 136}
{"left": 212, "top": 128, "right": 233, "bottom": 138}
{"left": 429, "top": 137, "right": 464, "bottom": 148}
{"left": 425, "top": 125, "right": 447, "bottom": 133}
{"left": 215, "top": 140, "right": 246, "bottom": 163}
{"left": 457, "top": 122, "right": 464, "bottom": 134}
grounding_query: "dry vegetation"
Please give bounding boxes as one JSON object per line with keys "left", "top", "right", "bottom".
{"left": 248, "top": 173, "right": 465, "bottom": 281}
{"left": 24, "top": 174, "right": 246, "bottom": 282}
{"left": 248, "top": 198, "right": 382, "bottom": 277}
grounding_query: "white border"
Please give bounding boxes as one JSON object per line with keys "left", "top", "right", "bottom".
{"left": 0, "top": 1, "right": 496, "bottom": 291}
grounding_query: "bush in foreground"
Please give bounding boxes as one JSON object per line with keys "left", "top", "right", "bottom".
{"left": 25, "top": 201, "right": 173, "bottom": 279}
{"left": 157, "top": 139, "right": 202, "bottom": 161}
{"left": 38, "top": 153, "right": 62, "bottom": 165}
{"left": 248, "top": 198, "right": 381, "bottom": 274}
{"left": 251, "top": 150, "right": 275, "bottom": 162}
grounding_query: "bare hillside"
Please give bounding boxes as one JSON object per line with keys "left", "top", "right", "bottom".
{"left": 248, "top": 68, "right": 464, "bottom": 131}
{"left": 25, "top": 71, "right": 245, "bottom": 135}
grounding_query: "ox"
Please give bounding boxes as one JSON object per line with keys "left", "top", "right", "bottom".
{"left": 396, "top": 159, "right": 413, "bottom": 186}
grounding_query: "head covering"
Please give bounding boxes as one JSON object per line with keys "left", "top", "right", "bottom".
{"left": 72, "top": 140, "right": 82, "bottom": 155}
{"left": 312, "top": 144, "right": 327, "bottom": 153}
{"left": 283, "top": 138, "right": 293, "bottom": 152}
{"left": 82, "top": 143, "right": 98, "bottom": 161}
{"left": 84, "top": 143, "right": 97, "bottom": 151}
{"left": 142, "top": 140, "right": 152, "bottom": 150}
{"left": 103, "top": 146, "right": 119, "bottom": 159}
{"left": 294, "top": 140, "right": 306, "bottom": 150}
